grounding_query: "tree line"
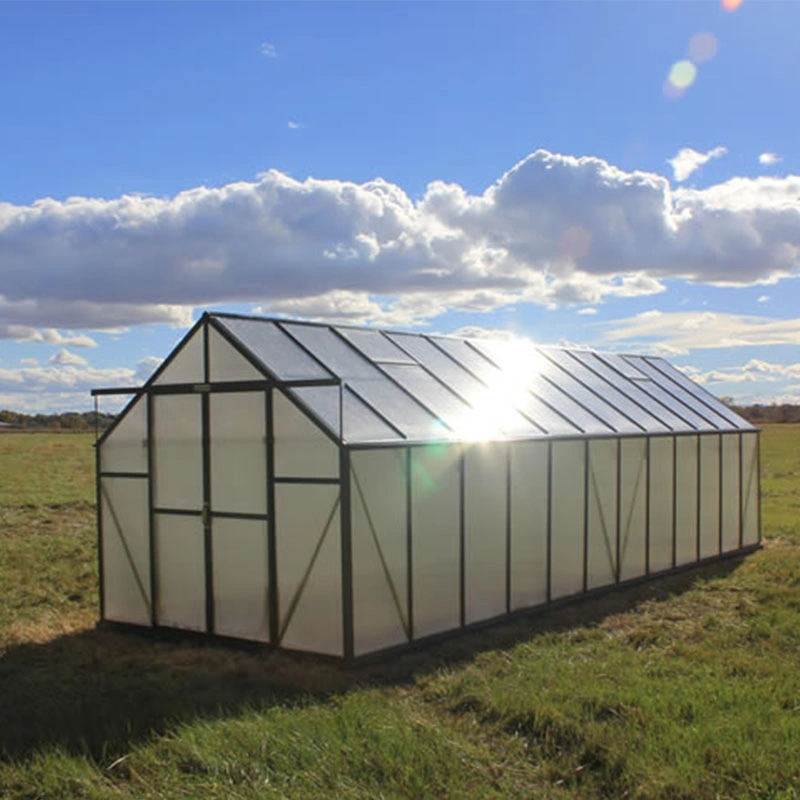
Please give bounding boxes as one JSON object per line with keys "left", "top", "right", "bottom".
{"left": 0, "top": 409, "right": 116, "bottom": 430}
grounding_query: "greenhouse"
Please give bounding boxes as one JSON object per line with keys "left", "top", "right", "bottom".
{"left": 93, "top": 312, "right": 761, "bottom": 660}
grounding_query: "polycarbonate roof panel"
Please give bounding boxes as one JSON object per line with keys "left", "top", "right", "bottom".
{"left": 206, "top": 314, "right": 754, "bottom": 443}
{"left": 216, "top": 318, "right": 332, "bottom": 381}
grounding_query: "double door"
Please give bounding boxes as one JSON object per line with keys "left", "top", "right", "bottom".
{"left": 150, "top": 388, "right": 270, "bottom": 641}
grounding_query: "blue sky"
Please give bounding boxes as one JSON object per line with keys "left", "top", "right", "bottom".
{"left": 1, "top": 0, "right": 799, "bottom": 412}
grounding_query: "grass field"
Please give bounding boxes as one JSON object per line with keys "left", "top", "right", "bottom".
{"left": 1, "top": 428, "right": 799, "bottom": 798}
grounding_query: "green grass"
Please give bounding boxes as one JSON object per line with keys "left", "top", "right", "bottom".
{"left": 1, "top": 427, "right": 799, "bottom": 798}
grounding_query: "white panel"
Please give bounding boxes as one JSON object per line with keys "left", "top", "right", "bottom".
{"left": 351, "top": 449, "right": 408, "bottom": 656}
{"left": 675, "top": 435, "right": 699, "bottom": 566}
{"left": 464, "top": 444, "right": 507, "bottom": 623}
{"left": 721, "top": 434, "right": 741, "bottom": 552}
{"left": 742, "top": 433, "right": 759, "bottom": 545}
{"left": 101, "top": 477, "right": 151, "bottom": 625}
{"left": 208, "top": 327, "right": 264, "bottom": 383}
{"left": 276, "top": 484, "right": 342, "bottom": 656}
{"left": 210, "top": 392, "right": 267, "bottom": 515}
{"left": 411, "top": 445, "right": 461, "bottom": 638}
{"left": 699, "top": 435, "right": 721, "bottom": 559}
{"left": 550, "top": 440, "right": 586, "bottom": 599}
{"left": 153, "top": 327, "right": 205, "bottom": 385}
{"left": 510, "top": 441, "right": 548, "bottom": 610}
{"left": 587, "top": 439, "right": 617, "bottom": 590}
{"left": 154, "top": 513, "right": 205, "bottom": 632}
{"left": 101, "top": 395, "right": 148, "bottom": 474}
{"left": 273, "top": 390, "right": 339, "bottom": 478}
{"left": 152, "top": 394, "right": 203, "bottom": 509}
{"left": 619, "top": 439, "right": 647, "bottom": 581}
{"left": 648, "top": 436, "right": 674, "bottom": 572}
{"left": 212, "top": 518, "right": 269, "bottom": 642}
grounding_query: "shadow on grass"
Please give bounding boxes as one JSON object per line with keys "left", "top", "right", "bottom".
{"left": 0, "top": 553, "right": 750, "bottom": 763}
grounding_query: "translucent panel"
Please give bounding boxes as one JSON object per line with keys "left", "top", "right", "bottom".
{"left": 276, "top": 484, "right": 342, "bottom": 656}
{"left": 338, "top": 327, "right": 416, "bottom": 363}
{"left": 152, "top": 394, "right": 202, "bottom": 509}
{"left": 742, "top": 433, "right": 759, "bottom": 545}
{"left": 411, "top": 444, "right": 461, "bottom": 638}
{"left": 382, "top": 363, "right": 470, "bottom": 431}
{"left": 431, "top": 336, "right": 501, "bottom": 381}
{"left": 624, "top": 357, "right": 729, "bottom": 431}
{"left": 550, "top": 440, "right": 586, "bottom": 599}
{"left": 598, "top": 352, "right": 649, "bottom": 380}
{"left": 645, "top": 357, "right": 752, "bottom": 431}
{"left": 285, "top": 323, "right": 442, "bottom": 439}
{"left": 273, "top": 390, "right": 339, "bottom": 478}
{"left": 351, "top": 448, "right": 408, "bottom": 656}
{"left": 526, "top": 379, "right": 613, "bottom": 435}
{"left": 218, "top": 318, "right": 333, "bottom": 380}
{"left": 699, "top": 435, "right": 721, "bottom": 559}
{"left": 210, "top": 392, "right": 267, "bottom": 515}
{"left": 208, "top": 326, "right": 264, "bottom": 383}
{"left": 619, "top": 439, "right": 647, "bottom": 581}
{"left": 721, "top": 434, "right": 741, "bottom": 552}
{"left": 101, "top": 394, "right": 147, "bottom": 473}
{"left": 509, "top": 441, "right": 548, "bottom": 609}
{"left": 464, "top": 444, "right": 507, "bottom": 623}
{"left": 587, "top": 439, "right": 617, "bottom": 590}
{"left": 212, "top": 518, "right": 269, "bottom": 642}
{"left": 675, "top": 435, "right": 699, "bottom": 565}
{"left": 343, "top": 389, "right": 402, "bottom": 442}
{"left": 153, "top": 326, "right": 205, "bottom": 385}
{"left": 289, "top": 385, "right": 342, "bottom": 438}
{"left": 543, "top": 348, "right": 668, "bottom": 433}
{"left": 648, "top": 436, "right": 675, "bottom": 572}
{"left": 101, "top": 477, "right": 150, "bottom": 625}
{"left": 154, "top": 513, "right": 205, "bottom": 632}
{"left": 572, "top": 351, "right": 692, "bottom": 432}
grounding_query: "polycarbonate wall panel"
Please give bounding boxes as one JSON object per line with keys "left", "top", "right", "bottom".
{"left": 675, "top": 435, "right": 699, "bottom": 565}
{"left": 101, "top": 395, "right": 147, "bottom": 474}
{"left": 212, "top": 518, "right": 269, "bottom": 642}
{"left": 210, "top": 392, "right": 267, "bottom": 515}
{"left": 619, "top": 439, "right": 647, "bottom": 581}
{"left": 275, "top": 484, "right": 342, "bottom": 656}
{"left": 464, "top": 444, "right": 507, "bottom": 624}
{"left": 218, "top": 319, "right": 333, "bottom": 381}
{"left": 152, "top": 394, "right": 202, "bottom": 509}
{"left": 273, "top": 390, "right": 339, "bottom": 478}
{"left": 587, "top": 439, "right": 618, "bottom": 590}
{"left": 101, "top": 477, "right": 151, "bottom": 625}
{"left": 742, "top": 433, "right": 759, "bottom": 545}
{"left": 208, "top": 327, "right": 264, "bottom": 383}
{"left": 699, "top": 435, "right": 721, "bottom": 559}
{"left": 411, "top": 444, "right": 461, "bottom": 638}
{"left": 550, "top": 440, "right": 586, "bottom": 599}
{"left": 153, "top": 327, "right": 205, "bottom": 385}
{"left": 284, "top": 323, "right": 441, "bottom": 439}
{"left": 351, "top": 449, "right": 408, "bottom": 656}
{"left": 154, "top": 513, "right": 206, "bottom": 632}
{"left": 721, "top": 434, "right": 741, "bottom": 552}
{"left": 509, "top": 441, "right": 548, "bottom": 609}
{"left": 648, "top": 436, "right": 675, "bottom": 572}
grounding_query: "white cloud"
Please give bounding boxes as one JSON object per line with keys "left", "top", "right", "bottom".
{"left": 47, "top": 348, "right": 89, "bottom": 366}
{"left": 686, "top": 359, "right": 800, "bottom": 385}
{"left": 135, "top": 356, "right": 161, "bottom": 383}
{"left": 759, "top": 152, "right": 782, "bottom": 166}
{"left": 667, "top": 146, "right": 727, "bottom": 182}
{"left": 19, "top": 358, "right": 38, "bottom": 366}
{"left": 577, "top": 307, "right": 598, "bottom": 315}
{"left": 3, "top": 148, "right": 800, "bottom": 331}
{"left": 260, "top": 42, "right": 277, "bottom": 58}
{"left": 0, "top": 325, "right": 97, "bottom": 346}
{"left": 602, "top": 309, "right": 800, "bottom": 354}
{"left": 287, "top": 120, "right": 304, "bottom": 130}
{"left": 758, "top": 295, "right": 770, "bottom": 303}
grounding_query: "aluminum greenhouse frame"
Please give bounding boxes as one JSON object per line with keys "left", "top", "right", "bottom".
{"left": 93, "top": 312, "right": 761, "bottom": 660}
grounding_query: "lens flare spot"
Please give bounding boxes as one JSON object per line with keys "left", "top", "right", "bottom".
{"left": 668, "top": 60, "right": 697, "bottom": 90}
{"left": 722, "top": 0, "right": 742, "bottom": 11}
{"left": 688, "top": 32, "right": 718, "bottom": 64}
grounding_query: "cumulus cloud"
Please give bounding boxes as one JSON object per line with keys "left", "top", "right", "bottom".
{"left": 260, "top": 42, "right": 277, "bottom": 58}
{"left": 685, "top": 359, "right": 800, "bottom": 385}
{"left": 135, "top": 356, "right": 162, "bottom": 383}
{"left": 602, "top": 309, "right": 800, "bottom": 354}
{"left": 759, "top": 152, "right": 782, "bottom": 166}
{"left": 3, "top": 148, "right": 800, "bottom": 331}
{"left": 47, "top": 348, "right": 89, "bottom": 366}
{"left": 0, "top": 325, "right": 97, "bottom": 346}
{"left": 667, "top": 146, "right": 727, "bottom": 182}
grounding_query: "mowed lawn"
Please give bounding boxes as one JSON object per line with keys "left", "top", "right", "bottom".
{"left": 1, "top": 427, "right": 799, "bottom": 799}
